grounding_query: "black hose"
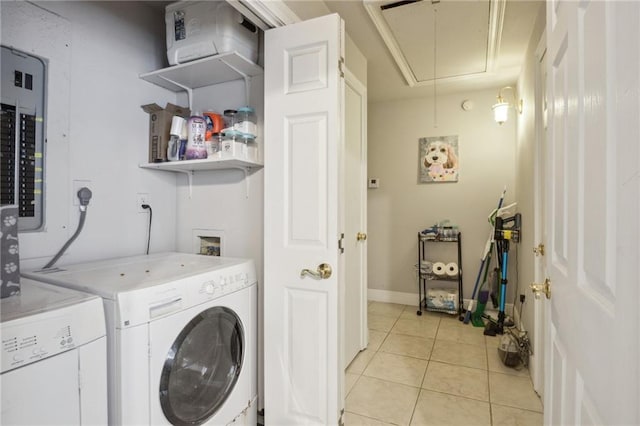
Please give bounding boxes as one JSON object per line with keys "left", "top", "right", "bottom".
{"left": 43, "top": 210, "right": 87, "bottom": 269}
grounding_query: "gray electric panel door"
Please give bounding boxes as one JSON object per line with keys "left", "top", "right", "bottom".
{"left": 1, "top": 46, "right": 46, "bottom": 231}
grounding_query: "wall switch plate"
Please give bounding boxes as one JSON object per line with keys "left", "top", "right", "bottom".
{"left": 73, "top": 180, "right": 92, "bottom": 205}
{"left": 368, "top": 178, "right": 380, "bottom": 189}
{"left": 137, "top": 193, "right": 150, "bottom": 213}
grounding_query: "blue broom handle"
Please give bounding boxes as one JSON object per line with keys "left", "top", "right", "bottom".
{"left": 500, "top": 251, "right": 508, "bottom": 311}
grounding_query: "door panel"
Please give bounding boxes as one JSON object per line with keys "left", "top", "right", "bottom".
{"left": 287, "top": 113, "right": 328, "bottom": 244}
{"left": 264, "top": 14, "right": 344, "bottom": 426}
{"left": 285, "top": 289, "right": 328, "bottom": 422}
{"left": 545, "top": 1, "right": 639, "bottom": 424}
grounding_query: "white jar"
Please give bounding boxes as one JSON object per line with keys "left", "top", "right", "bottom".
{"left": 234, "top": 106, "right": 257, "bottom": 137}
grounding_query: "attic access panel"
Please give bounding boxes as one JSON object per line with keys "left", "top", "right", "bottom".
{"left": 364, "top": 0, "right": 502, "bottom": 87}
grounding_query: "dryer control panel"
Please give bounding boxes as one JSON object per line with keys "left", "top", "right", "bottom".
{"left": 199, "top": 270, "right": 251, "bottom": 299}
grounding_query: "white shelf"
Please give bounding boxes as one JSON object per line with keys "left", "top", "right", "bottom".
{"left": 139, "top": 158, "right": 263, "bottom": 173}
{"left": 139, "top": 52, "right": 263, "bottom": 92}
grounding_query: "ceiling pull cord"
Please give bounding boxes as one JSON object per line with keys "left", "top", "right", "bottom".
{"left": 433, "top": 1, "right": 439, "bottom": 128}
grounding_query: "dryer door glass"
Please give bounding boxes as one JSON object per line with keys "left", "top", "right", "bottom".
{"left": 159, "top": 306, "right": 244, "bottom": 425}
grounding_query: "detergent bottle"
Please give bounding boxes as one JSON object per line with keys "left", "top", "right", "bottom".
{"left": 185, "top": 111, "right": 207, "bottom": 160}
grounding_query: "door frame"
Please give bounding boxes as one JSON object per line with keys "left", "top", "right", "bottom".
{"left": 343, "top": 68, "right": 368, "bottom": 359}
{"left": 531, "top": 29, "right": 547, "bottom": 398}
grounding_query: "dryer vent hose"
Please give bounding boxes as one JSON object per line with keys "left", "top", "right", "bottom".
{"left": 43, "top": 187, "right": 92, "bottom": 270}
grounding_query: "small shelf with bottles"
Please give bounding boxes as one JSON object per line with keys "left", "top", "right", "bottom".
{"left": 138, "top": 52, "right": 265, "bottom": 194}
{"left": 139, "top": 157, "right": 262, "bottom": 173}
{"left": 416, "top": 230, "right": 464, "bottom": 317}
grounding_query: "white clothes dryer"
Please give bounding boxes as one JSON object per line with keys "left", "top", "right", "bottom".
{"left": 23, "top": 252, "right": 257, "bottom": 426}
{"left": 1, "top": 278, "right": 108, "bottom": 425}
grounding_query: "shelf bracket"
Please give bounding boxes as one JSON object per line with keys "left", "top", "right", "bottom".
{"left": 220, "top": 58, "right": 252, "bottom": 106}
{"left": 156, "top": 75, "right": 194, "bottom": 111}
{"left": 227, "top": 166, "right": 250, "bottom": 198}
{"left": 243, "top": 168, "right": 250, "bottom": 198}
{"left": 174, "top": 169, "right": 194, "bottom": 198}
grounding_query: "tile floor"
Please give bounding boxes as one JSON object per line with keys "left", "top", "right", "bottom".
{"left": 344, "top": 301, "right": 543, "bottom": 426}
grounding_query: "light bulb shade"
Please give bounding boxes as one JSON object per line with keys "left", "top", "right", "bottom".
{"left": 492, "top": 101, "right": 509, "bottom": 124}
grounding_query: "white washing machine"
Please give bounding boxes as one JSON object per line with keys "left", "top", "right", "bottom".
{"left": 1, "top": 278, "right": 108, "bottom": 425}
{"left": 23, "top": 252, "right": 257, "bottom": 426}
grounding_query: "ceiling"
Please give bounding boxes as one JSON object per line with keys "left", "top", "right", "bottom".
{"left": 285, "top": 0, "right": 543, "bottom": 102}
{"left": 149, "top": 0, "right": 542, "bottom": 102}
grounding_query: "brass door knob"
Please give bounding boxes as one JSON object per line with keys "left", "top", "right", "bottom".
{"left": 530, "top": 278, "right": 551, "bottom": 299}
{"left": 357, "top": 232, "right": 367, "bottom": 241}
{"left": 533, "top": 243, "right": 545, "bottom": 256}
{"left": 301, "top": 263, "right": 332, "bottom": 280}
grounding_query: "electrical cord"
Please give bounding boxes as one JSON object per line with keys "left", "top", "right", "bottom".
{"left": 142, "top": 204, "right": 152, "bottom": 255}
{"left": 43, "top": 187, "right": 92, "bottom": 269}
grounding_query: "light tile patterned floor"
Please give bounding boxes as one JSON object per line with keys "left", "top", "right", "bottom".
{"left": 345, "top": 302, "right": 543, "bottom": 426}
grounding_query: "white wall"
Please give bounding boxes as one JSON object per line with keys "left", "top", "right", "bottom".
{"left": 368, "top": 89, "right": 517, "bottom": 303}
{"left": 3, "top": 1, "right": 178, "bottom": 269}
{"left": 346, "top": 34, "right": 367, "bottom": 87}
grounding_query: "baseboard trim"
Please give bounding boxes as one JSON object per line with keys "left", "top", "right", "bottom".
{"left": 367, "top": 289, "right": 514, "bottom": 317}
{"left": 367, "top": 289, "right": 417, "bottom": 306}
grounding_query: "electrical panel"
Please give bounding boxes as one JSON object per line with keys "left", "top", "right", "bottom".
{"left": 1, "top": 46, "right": 46, "bottom": 231}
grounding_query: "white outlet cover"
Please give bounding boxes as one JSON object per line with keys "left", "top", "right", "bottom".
{"left": 368, "top": 178, "right": 380, "bottom": 189}
{"left": 137, "top": 193, "right": 150, "bottom": 213}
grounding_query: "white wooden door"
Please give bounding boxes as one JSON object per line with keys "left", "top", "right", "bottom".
{"left": 263, "top": 14, "right": 345, "bottom": 426}
{"left": 530, "top": 33, "right": 547, "bottom": 398}
{"left": 545, "top": 1, "right": 639, "bottom": 424}
{"left": 343, "top": 70, "right": 368, "bottom": 368}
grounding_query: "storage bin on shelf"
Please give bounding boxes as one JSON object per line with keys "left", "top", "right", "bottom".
{"left": 221, "top": 130, "right": 258, "bottom": 162}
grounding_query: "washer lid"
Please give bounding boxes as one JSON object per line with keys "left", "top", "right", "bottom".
{"left": 22, "top": 252, "right": 249, "bottom": 300}
{"left": 1, "top": 278, "right": 98, "bottom": 324}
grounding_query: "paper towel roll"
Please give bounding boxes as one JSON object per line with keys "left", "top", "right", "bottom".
{"left": 432, "top": 262, "right": 446, "bottom": 276}
{"left": 445, "top": 262, "right": 459, "bottom": 277}
{"left": 170, "top": 116, "right": 186, "bottom": 136}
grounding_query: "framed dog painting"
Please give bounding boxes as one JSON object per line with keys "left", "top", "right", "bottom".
{"left": 419, "top": 135, "right": 459, "bottom": 183}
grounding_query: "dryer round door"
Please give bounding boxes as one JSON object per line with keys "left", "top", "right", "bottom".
{"left": 159, "top": 306, "right": 244, "bottom": 425}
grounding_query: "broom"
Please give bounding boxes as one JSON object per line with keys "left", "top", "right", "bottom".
{"left": 462, "top": 188, "right": 506, "bottom": 323}
{"left": 472, "top": 290, "right": 490, "bottom": 327}
{"left": 463, "top": 236, "right": 491, "bottom": 324}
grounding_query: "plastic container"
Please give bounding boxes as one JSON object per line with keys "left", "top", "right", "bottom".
{"left": 205, "top": 132, "right": 221, "bottom": 158}
{"left": 167, "top": 116, "right": 186, "bottom": 161}
{"left": 166, "top": 1, "right": 259, "bottom": 65}
{"left": 203, "top": 111, "right": 224, "bottom": 140}
{"left": 220, "top": 130, "right": 238, "bottom": 158}
{"left": 185, "top": 112, "right": 207, "bottom": 160}
{"left": 221, "top": 130, "right": 257, "bottom": 162}
{"left": 167, "top": 135, "right": 180, "bottom": 161}
{"left": 234, "top": 106, "right": 257, "bottom": 136}
{"left": 223, "top": 109, "right": 237, "bottom": 132}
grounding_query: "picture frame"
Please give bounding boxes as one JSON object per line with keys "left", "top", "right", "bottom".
{"left": 419, "top": 135, "right": 459, "bottom": 183}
